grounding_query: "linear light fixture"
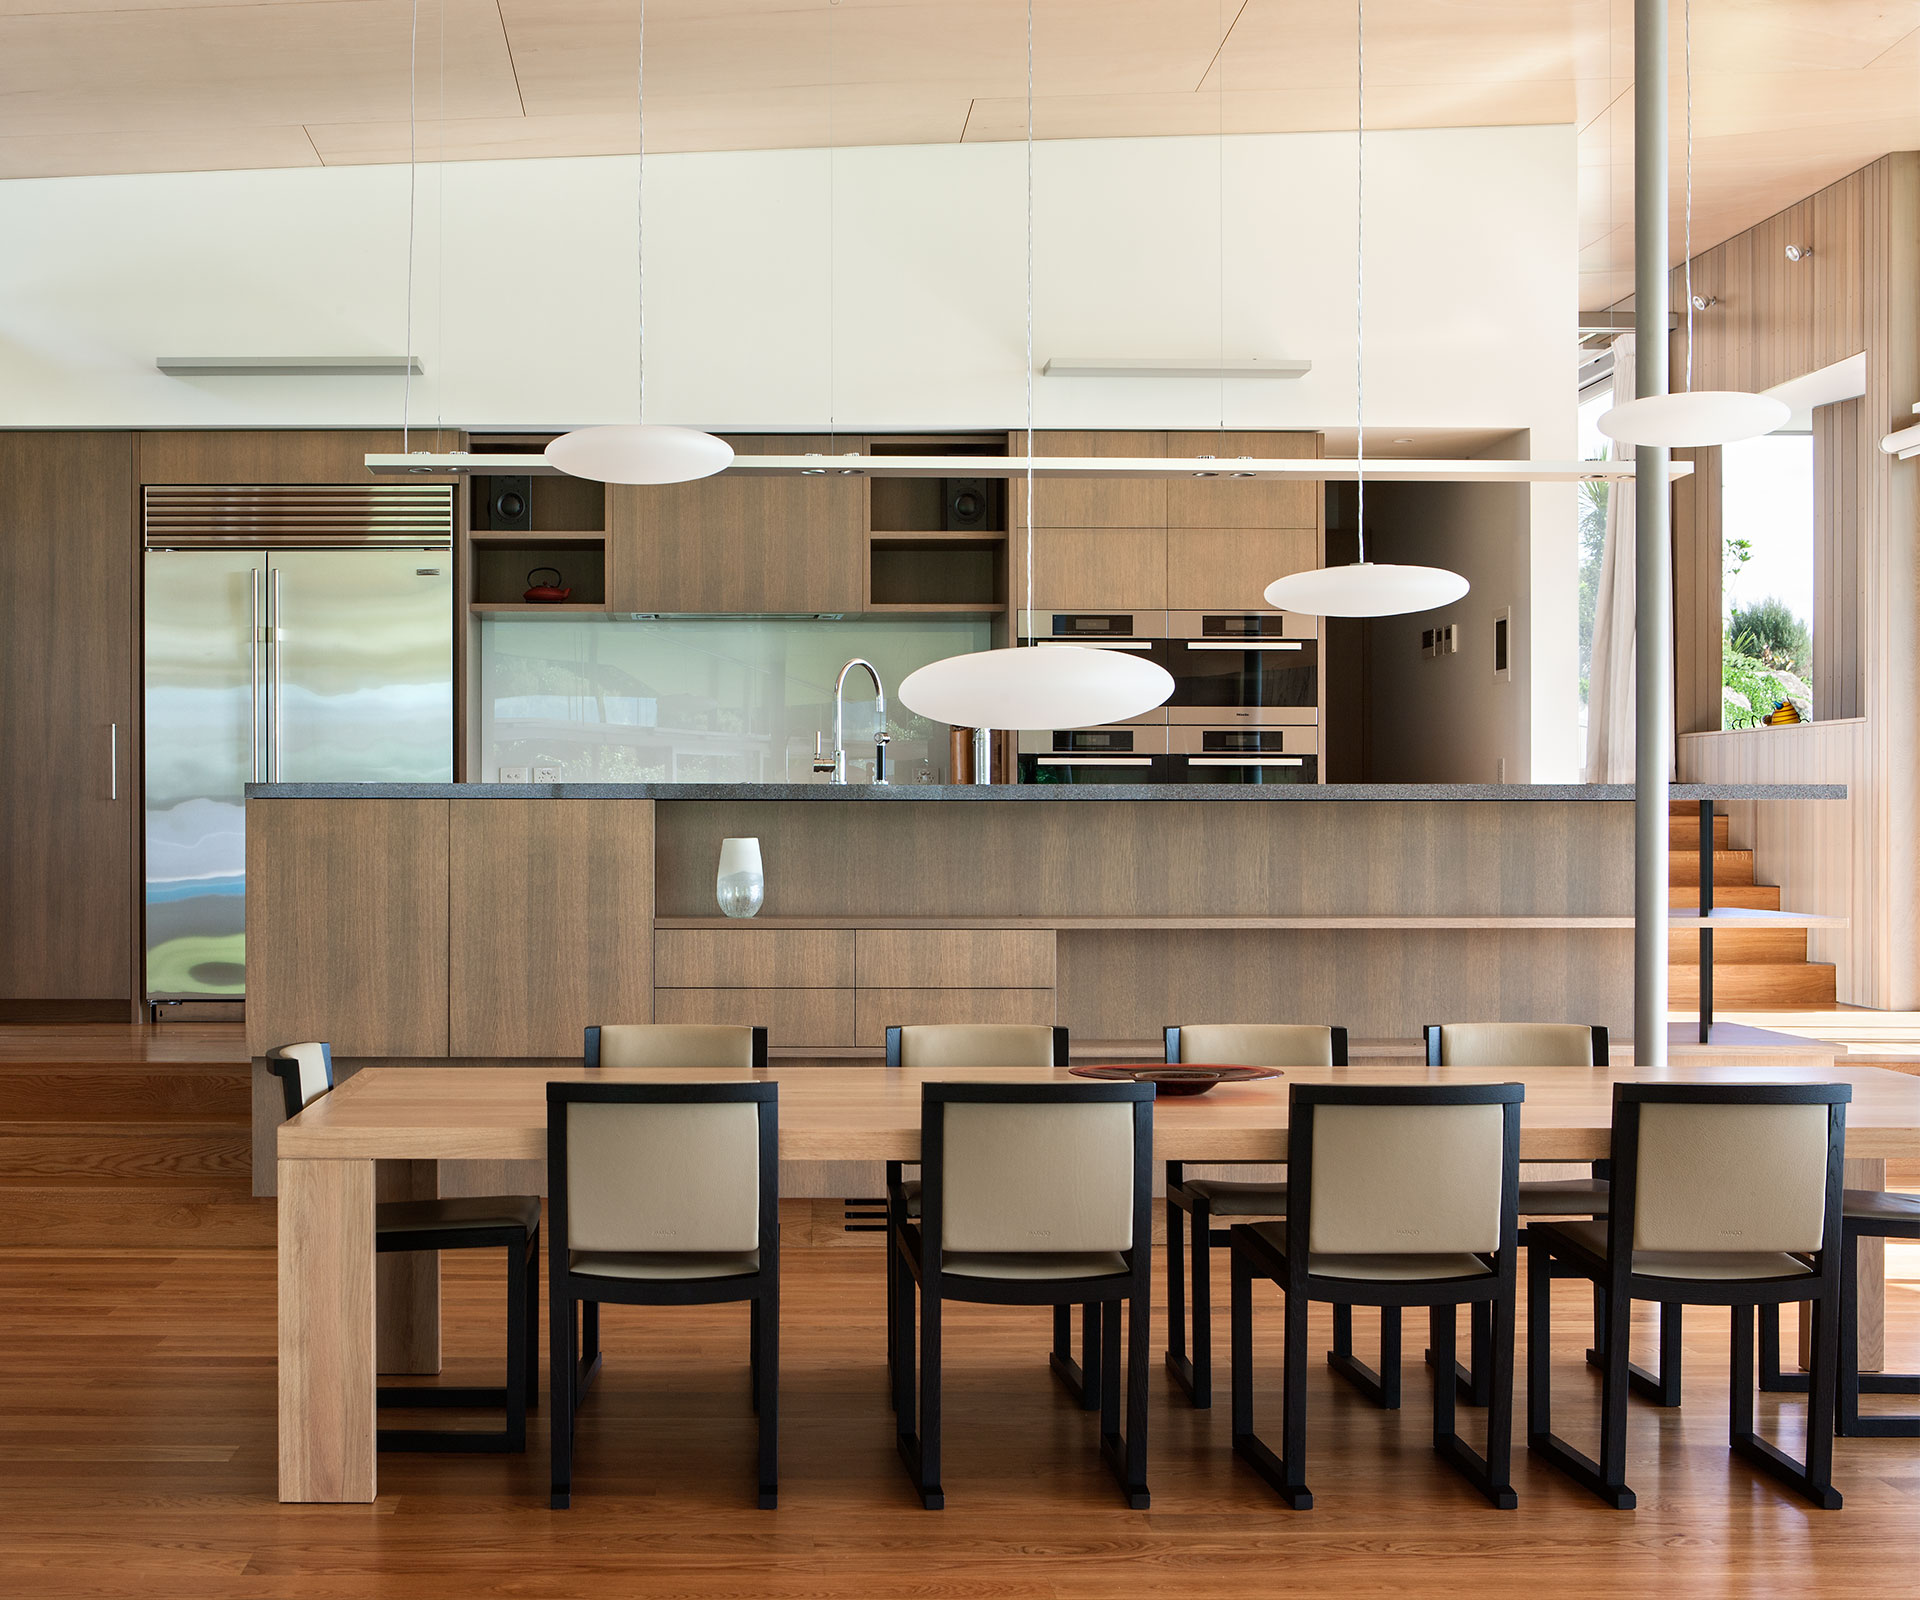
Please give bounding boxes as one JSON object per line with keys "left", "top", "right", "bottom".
{"left": 366, "top": 451, "right": 1691, "bottom": 483}
{"left": 1041, "top": 356, "right": 1311, "bottom": 379}
{"left": 159, "top": 356, "right": 423, "bottom": 376}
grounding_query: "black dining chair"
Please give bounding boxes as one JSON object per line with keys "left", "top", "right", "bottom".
{"left": 266, "top": 1041, "right": 540, "bottom": 1454}
{"left": 545, "top": 1079, "right": 780, "bottom": 1509}
{"left": 1161, "top": 1023, "right": 1349, "bottom": 1409}
{"left": 1229, "top": 1080, "right": 1524, "bottom": 1510}
{"left": 890, "top": 1079, "right": 1154, "bottom": 1510}
{"left": 1528, "top": 1081, "right": 1850, "bottom": 1509}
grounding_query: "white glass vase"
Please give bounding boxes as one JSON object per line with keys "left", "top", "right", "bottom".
{"left": 716, "top": 837, "right": 765, "bottom": 919}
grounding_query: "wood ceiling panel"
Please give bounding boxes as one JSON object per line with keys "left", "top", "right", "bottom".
{"left": 0, "top": 0, "right": 520, "bottom": 136}
{"left": 0, "top": 0, "right": 1915, "bottom": 316}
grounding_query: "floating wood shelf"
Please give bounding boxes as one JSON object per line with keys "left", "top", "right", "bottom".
{"left": 470, "top": 602, "right": 610, "bottom": 614}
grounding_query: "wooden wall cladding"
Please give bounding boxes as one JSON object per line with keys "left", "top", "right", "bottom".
{"left": 1057, "top": 927, "right": 1634, "bottom": 1042}
{"left": 652, "top": 799, "right": 1632, "bottom": 920}
{"left": 245, "top": 798, "right": 450, "bottom": 1057}
{"left": 137, "top": 431, "right": 455, "bottom": 485}
{"left": 447, "top": 799, "right": 654, "bottom": 1056}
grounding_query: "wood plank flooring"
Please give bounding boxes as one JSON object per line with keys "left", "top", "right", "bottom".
{"left": 3, "top": 1237, "right": 1919, "bottom": 1596}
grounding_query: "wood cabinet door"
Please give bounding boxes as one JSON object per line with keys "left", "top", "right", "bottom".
{"left": 448, "top": 799, "right": 655, "bottom": 1056}
{"left": 0, "top": 432, "right": 134, "bottom": 1005}
{"left": 1029, "top": 527, "right": 1168, "bottom": 610}
{"left": 1012, "top": 431, "right": 1166, "bottom": 528}
{"left": 1165, "top": 431, "right": 1320, "bottom": 529}
{"left": 136, "top": 430, "right": 457, "bottom": 485}
{"left": 608, "top": 435, "right": 865, "bottom": 614}
{"left": 1166, "top": 526, "right": 1322, "bottom": 610}
{"left": 245, "top": 799, "right": 450, "bottom": 1056}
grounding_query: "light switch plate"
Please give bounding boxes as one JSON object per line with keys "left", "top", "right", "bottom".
{"left": 499, "top": 766, "right": 531, "bottom": 783}
{"left": 533, "top": 765, "right": 562, "bottom": 783}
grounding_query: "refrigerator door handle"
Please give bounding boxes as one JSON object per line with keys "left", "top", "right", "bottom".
{"left": 249, "top": 567, "right": 262, "bottom": 782}
{"left": 109, "top": 723, "right": 118, "bottom": 800}
{"left": 268, "top": 566, "right": 281, "bottom": 782}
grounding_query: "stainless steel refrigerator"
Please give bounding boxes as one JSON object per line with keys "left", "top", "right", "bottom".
{"left": 144, "top": 487, "right": 454, "bottom": 1001}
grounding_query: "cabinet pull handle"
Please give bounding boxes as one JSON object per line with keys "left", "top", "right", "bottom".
{"left": 110, "top": 722, "right": 118, "bottom": 800}
{"left": 249, "top": 567, "right": 262, "bottom": 782}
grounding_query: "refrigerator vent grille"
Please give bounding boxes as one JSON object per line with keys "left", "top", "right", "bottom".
{"left": 143, "top": 484, "right": 454, "bottom": 550}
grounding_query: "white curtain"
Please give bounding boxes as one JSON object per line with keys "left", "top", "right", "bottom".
{"left": 1583, "top": 334, "right": 1674, "bottom": 784}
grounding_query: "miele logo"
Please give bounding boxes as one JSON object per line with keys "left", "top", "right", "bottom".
{"left": 1028, "top": 1228, "right": 1053, "bottom": 1239}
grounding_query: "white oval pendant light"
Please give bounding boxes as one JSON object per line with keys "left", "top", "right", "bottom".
{"left": 1262, "top": 0, "right": 1467, "bottom": 621}
{"left": 546, "top": 424, "right": 733, "bottom": 485}
{"left": 546, "top": 3, "right": 730, "bottom": 487}
{"left": 1265, "top": 561, "right": 1468, "bottom": 618}
{"left": 900, "top": 645, "right": 1172, "bottom": 732}
{"left": 1596, "top": 388, "right": 1788, "bottom": 449}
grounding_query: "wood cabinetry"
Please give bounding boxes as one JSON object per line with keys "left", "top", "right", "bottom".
{"left": 245, "top": 799, "right": 450, "bottom": 1056}
{"left": 1164, "top": 431, "right": 1320, "bottom": 529}
{"left": 608, "top": 434, "right": 866, "bottom": 614}
{"left": 1014, "top": 431, "right": 1166, "bottom": 528}
{"left": 652, "top": 923, "right": 1058, "bottom": 1052}
{"left": 447, "top": 799, "right": 654, "bottom": 1056}
{"left": 0, "top": 432, "right": 136, "bottom": 1016}
{"left": 1030, "top": 527, "right": 1168, "bottom": 610}
{"left": 1167, "top": 526, "right": 1320, "bottom": 609}
{"left": 137, "top": 431, "right": 454, "bottom": 485}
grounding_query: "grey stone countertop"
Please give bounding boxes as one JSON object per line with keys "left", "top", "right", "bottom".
{"left": 247, "top": 782, "right": 1847, "bottom": 802}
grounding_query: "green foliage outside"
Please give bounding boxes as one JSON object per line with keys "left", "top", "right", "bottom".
{"left": 1577, "top": 478, "right": 1607, "bottom": 705}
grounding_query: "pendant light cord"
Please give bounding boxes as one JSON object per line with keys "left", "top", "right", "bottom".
{"left": 402, "top": 0, "right": 418, "bottom": 452}
{"left": 1354, "top": 0, "right": 1366, "bottom": 564}
{"left": 1024, "top": 0, "right": 1034, "bottom": 647}
{"left": 1683, "top": 0, "right": 1694, "bottom": 394}
{"left": 645, "top": 0, "right": 652, "bottom": 424}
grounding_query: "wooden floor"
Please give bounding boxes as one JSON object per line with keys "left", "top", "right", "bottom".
{"left": 6, "top": 1020, "right": 1920, "bottom": 1595}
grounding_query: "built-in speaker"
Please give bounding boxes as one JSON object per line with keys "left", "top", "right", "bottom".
{"left": 488, "top": 475, "right": 533, "bottom": 532}
{"left": 943, "top": 478, "right": 996, "bottom": 532}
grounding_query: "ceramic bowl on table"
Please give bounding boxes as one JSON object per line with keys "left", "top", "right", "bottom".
{"left": 1068, "top": 1064, "right": 1281, "bottom": 1098}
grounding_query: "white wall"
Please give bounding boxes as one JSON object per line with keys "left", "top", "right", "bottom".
{"left": 0, "top": 123, "right": 1581, "bottom": 773}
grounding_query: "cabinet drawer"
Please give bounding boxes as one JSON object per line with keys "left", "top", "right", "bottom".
{"left": 654, "top": 929, "right": 854, "bottom": 988}
{"left": 856, "top": 930, "right": 1056, "bottom": 989}
{"left": 855, "top": 988, "right": 1055, "bottom": 1046}
{"left": 654, "top": 988, "right": 855, "bottom": 1047}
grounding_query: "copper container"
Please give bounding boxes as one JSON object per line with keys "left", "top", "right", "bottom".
{"left": 948, "top": 727, "right": 974, "bottom": 784}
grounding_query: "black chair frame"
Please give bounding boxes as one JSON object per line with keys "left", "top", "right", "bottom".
{"left": 890, "top": 1080, "right": 1154, "bottom": 1511}
{"left": 584, "top": 1024, "right": 770, "bottom": 1069}
{"left": 1163, "top": 1024, "right": 1349, "bottom": 1410}
{"left": 1414, "top": 1024, "right": 1680, "bottom": 1413}
{"left": 1756, "top": 1197, "right": 1920, "bottom": 1438}
{"left": 269, "top": 1044, "right": 540, "bottom": 1455}
{"left": 1527, "top": 1082, "right": 1849, "bottom": 1511}
{"left": 545, "top": 1080, "right": 780, "bottom": 1510}
{"left": 884, "top": 1025, "right": 1074, "bottom": 1408}
{"left": 1229, "top": 1082, "right": 1524, "bottom": 1511}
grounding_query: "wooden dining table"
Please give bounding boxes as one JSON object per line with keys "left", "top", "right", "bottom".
{"left": 276, "top": 1058, "right": 1920, "bottom": 1503}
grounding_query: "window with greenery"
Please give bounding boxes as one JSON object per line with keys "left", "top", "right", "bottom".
{"left": 1576, "top": 384, "right": 1613, "bottom": 711}
{"left": 1720, "top": 433, "right": 1814, "bottom": 728}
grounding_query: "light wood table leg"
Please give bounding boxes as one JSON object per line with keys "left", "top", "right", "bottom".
{"left": 278, "top": 1156, "right": 377, "bottom": 1503}
{"left": 1800, "top": 1156, "right": 1884, "bottom": 1374}
{"left": 375, "top": 1159, "right": 440, "bottom": 1376}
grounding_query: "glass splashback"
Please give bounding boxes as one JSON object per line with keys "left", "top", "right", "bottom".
{"left": 479, "top": 616, "right": 994, "bottom": 784}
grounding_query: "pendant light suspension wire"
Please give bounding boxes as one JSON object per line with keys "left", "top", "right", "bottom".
{"left": 1683, "top": 0, "right": 1694, "bottom": 394}
{"left": 1353, "top": 0, "right": 1366, "bottom": 563}
{"left": 1024, "top": 0, "right": 1034, "bottom": 647}
{"left": 645, "top": 0, "right": 652, "bottom": 424}
{"left": 828, "top": 0, "right": 836, "bottom": 453}
{"left": 435, "top": 0, "right": 446, "bottom": 439}
{"left": 1217, "top": 0, "right": 1225, "bottom": 440}
{"left": 402, "top": 0, "right": 418, "bottom": 451}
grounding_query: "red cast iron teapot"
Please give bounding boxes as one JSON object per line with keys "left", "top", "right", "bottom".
{"left": 523, "top": 566, "right": 572, "bottom": 603}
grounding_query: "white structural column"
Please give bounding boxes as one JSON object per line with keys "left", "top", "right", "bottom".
{"left": 1634, "top": 0, "right": 1673, "bottom": 1066}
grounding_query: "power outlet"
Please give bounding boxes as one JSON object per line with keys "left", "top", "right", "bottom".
{"left": 499, "top": 766, "right": 531, "bottom": 783}
{"left": 533, "top": 765, "right": 562, "bottom": 783}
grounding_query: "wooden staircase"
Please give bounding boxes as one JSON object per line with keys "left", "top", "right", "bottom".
{"left": 1668, "top": 804, "right": 1837, "bottom": 1008}
{"left": 0, "top": 1024, "right": 270, "bottom": 1249}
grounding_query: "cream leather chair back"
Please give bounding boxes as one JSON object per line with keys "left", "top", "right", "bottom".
{"left": 1174, "top": 1024, "right": 1341, "bottom": 1068}
{"left": 266, "top": 1041, "right": 333, "bottom": 1117}
{"left": 938, "top": 1099, "right": 1136, "bottom": 1254}
{"left": 563, "top": 1099, "right": 761, "bottom": 1254}
{"left": 1632, "top": 1102, "right": 1831, "bottom": 1255}
{"left": 890, "top": 1024, "right": 1062, "bottom": 1070}
{"left": 587, "top": 1024, "right": 763, "bottom": 1069}
{"left": 1304, "top": 1100, "right": 1508, "bottom": 1257}
{"left": 1431, "top": 1023, "right": 1600, "bottom": 1068}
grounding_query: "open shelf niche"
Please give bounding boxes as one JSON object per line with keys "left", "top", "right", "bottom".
{"left": 865, "top": 433, "right": 1010, "bottom": 610}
